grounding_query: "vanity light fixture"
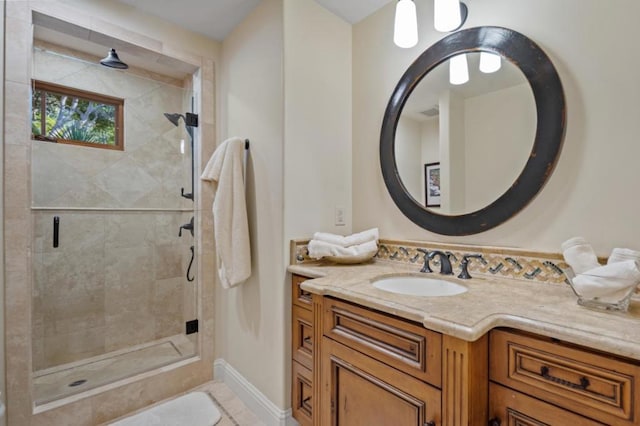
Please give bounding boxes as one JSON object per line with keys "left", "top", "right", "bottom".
{"left": 479, "top": 52, "right": 502, "bottom": 73}
{"left": 434, "top": 0, "right": 468, "bottom": 32}
{"left": 449, "top": 54, "right": 469, "bottom": 85}
{"left": 394, "top": 0, "right": 419, "bottom": 48}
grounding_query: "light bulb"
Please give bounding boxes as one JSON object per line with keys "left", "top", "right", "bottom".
{"left": 449, "top": 54, "right": 469, "bottom": 85}
{"left": 479, "top": 52, "right": 501, "bottom": 73}
{"left": 434, "top": 0, "right": 461, "bottom": 32}
{"left": 180, "top": 139, "right": 185, "bottom": 154}
{"left": 394, "top": 0, "right": 418, "bottom": 48}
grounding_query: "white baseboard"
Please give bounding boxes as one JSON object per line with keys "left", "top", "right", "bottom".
{"left": 213, "top": 359, "right": 297, "bottom": 426}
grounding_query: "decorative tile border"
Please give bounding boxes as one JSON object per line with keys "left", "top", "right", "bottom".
{"left": 291, "top": 239, "right": 575, "bottom": 285}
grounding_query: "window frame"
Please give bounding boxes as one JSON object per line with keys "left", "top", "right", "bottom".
{"left": 32, "top": 80, "right": 125, "bottom": 151}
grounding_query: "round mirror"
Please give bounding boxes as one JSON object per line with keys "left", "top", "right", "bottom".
{"left": 381, "top": 27, "right": 565, "bottom": 235}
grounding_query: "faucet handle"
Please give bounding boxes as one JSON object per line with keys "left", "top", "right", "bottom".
{"left": 458, "top": 254, "right": 484, "bottom": 279}
{"left": 416, "top": 248, "right": 433, "bottom": 273}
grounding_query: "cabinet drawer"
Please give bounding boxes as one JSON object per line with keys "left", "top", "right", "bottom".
{"left": 292, "top": 305, "right": 313, "bottom": 370}
{"left": 490, "top": 329, "right": 640, "bottom": 425}
{"left": 292, "top": 361, "right": 313, "bottom": 426}
{"left": 489, "top": 382, "right": 602, "bottom": 425}
{"left": 292, "top": 274, "right": 312, "bottom": 308}
{"left": 322, "top": 337, "right": 441, "bottom": 426}
{"left": 323, "top": 298, "right": 442, "bottom": 387}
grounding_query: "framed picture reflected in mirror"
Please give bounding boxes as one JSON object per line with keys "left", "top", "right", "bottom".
{"left": 425, "top": 162, "right": 441, "bottom": 207}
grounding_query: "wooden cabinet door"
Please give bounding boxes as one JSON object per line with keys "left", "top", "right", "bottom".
{"left": 489, "top": 383, "right": 604, "bottom": 426}
{"left": 322, "top": 337, "right": 441, "bottom": 426}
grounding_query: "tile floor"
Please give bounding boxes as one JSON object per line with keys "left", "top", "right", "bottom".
{"left": 195, "top": 381, "right": 264, "bottom": 426}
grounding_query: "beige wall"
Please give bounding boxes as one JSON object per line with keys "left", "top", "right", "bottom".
{"left": 218, "top": 0, "right": 351, "bottom": 410}
{"left": 283, "top": 0, "right": 353, "bottom": 238}
{"left": 218, "top": 0, "right": 286, "bottom": 409}
{"left": 353, "top": 0, "right": 640, "bottom": 255}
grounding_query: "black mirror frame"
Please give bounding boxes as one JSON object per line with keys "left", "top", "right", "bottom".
{"left": 380, "top": 26, "right": 566, "bottom": 236}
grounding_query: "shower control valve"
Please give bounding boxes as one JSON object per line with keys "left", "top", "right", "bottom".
{"left": 179, "top": 217, "right": 194, "bottom": 237}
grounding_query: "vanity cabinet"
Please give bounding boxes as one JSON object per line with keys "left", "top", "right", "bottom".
{"left": 291, "top": 274, "right": 487, "bottom": 426}
{"left": 291, "top": 274, "right": 640, "bottom": 425}
{"left": 489, "top": 329, "right": 640, "bottom": 425}
{"left": 321, "top": 337, "right": 441, "bottom": 425}
{"left": 292, "top": 274, "right": 315, "bottom": 426}
{"left": 321, "top": 298, "right": 442, "bottom": 425}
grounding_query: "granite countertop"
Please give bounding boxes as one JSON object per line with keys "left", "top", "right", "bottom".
{"left": 288, "top": 260, "right": 640, "bottom": 361}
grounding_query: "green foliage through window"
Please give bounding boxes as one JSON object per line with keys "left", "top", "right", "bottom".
{"left": 31, "top": 81, "right": 124, "bottom": 150}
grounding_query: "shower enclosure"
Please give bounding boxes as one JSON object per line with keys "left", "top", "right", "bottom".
{"left": 30, "top": 40, "right": 199, "bottom": 404}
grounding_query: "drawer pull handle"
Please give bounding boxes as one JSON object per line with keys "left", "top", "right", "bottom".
{"left": 540, "top": 366, "right": 590, "bottom": 390}
{"left": 488, "top": 418, "right": 501, "bottom": 426}
{"left": 424, "top": 422, "right": 436, "bottom": 426}
{"left": 300, "top": 289, "right": 312, "bottom": 298}
{"left": 303, "top": 336, "right": 312, "bottom": 345}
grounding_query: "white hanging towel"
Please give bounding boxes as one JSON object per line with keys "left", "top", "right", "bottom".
{"left": 201, "top": 137, "right": 251, "bottom": 288}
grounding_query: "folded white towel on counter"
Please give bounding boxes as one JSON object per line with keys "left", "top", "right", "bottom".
{"left": 571, "top": 260, "right": 640, "bottom": 302}
{"left": 608, "top": 248, "right": 640, "bottom": 265}
{"left": 561, "top": 237, "right": 601, "bottom": 274}
{"left": 308, "top": 239, "right": 378, "bottom": 260}
{"left": 312, "top": 228, "right": 379, "bottom": 247}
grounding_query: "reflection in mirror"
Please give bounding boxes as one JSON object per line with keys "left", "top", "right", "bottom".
{"left": 395, "top": 52, "right": 536, "bottom": 215}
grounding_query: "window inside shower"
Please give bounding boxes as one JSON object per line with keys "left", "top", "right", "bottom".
{"left": 30, "top": 36, "right": 199, "bottom": 404}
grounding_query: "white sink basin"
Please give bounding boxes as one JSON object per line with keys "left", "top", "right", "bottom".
{"left": 372, "top": 276, "right": 467, "bottom": 297}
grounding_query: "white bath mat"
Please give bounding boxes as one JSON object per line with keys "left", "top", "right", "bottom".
{"left": 110, "top": 391, "right": 221, "bottom": 426}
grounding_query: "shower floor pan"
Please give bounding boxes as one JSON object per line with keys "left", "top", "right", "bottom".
{"left": 33, "top": 334, "right": 195, "bottom": 404}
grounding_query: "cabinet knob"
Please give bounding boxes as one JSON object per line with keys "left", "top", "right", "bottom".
{"left": 488, "top": 418, "right": 501, "bottom": 426}
{"left": 424, "top": 422, "right": 436, "bottom": 426}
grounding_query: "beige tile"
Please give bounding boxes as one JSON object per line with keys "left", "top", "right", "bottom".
{"left": 6, "top": 0, "right": 30, "bottom": 21}
{"left": 4, "top": 145, "right": 30, "bottom": 219}
{"left": 4, "top": 81, "right": 31, "bottom": 146}
{"left": 154, "top": 243, "right": 183, "bottom": 280}
{"left": 32, "top": 398, "right": 95, "bottom": 426}
{"left": 5, "top": 17, "right": 32, "bottom": 84}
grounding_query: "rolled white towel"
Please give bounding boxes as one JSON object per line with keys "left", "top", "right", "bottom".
{"left": 561, "top": 237, "right": 600, "bottom": 274}
{"left": 308, "top": 239, "right": 378, "bottom": 260}
{"left": 572, "top": 260, "right": 640, "bottom": 302}
{"left": 312, "top": 228, "right": 379, "bottom": 248}
{"left": 608, "top": 248, "right": 640, "bottom": 264}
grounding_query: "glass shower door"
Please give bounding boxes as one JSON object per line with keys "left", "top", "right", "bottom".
{"left": 30, "top": 44, "right": 199, "bottom": 404}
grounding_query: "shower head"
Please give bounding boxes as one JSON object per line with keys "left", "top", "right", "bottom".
{"left": 164, "top": 113, "right": 184, "bottom": 127}
{"left": 164, "top": 112, "right": 198, "bottom": 128}
{"left": 100, "top": 49, "right": 128, "bottom": 69}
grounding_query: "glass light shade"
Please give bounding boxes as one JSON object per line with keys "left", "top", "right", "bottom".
{"left": 449, "top": 54, "right": 469, "bottom": 85}
{"left": 479, "top": 52, "right": 502, "bottom": 73}
{"left": 434, "top": 0, "right": 461, "bottom": 32}
{"left": 394, "top": 0, "right": 418, "bottom": 48}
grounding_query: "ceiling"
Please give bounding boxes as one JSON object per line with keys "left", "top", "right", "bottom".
{"left": 116, "top": 0, "right": 393, "bottom": 41}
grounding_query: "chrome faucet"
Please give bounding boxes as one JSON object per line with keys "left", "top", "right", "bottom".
{"left": 426, "top": 250, "right": 454, "bottom": 275}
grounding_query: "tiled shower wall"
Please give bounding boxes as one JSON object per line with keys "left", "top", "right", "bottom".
{"left": 31, "top": 46, "right": 192, "bottom": 210}
{"left": 31, "top": 46, "right": 196, "bottom": 370}
{"left": 32, "top": 211, "right": 194, "bottom": 370}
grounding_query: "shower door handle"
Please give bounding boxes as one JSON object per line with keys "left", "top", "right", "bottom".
{"left": 53, "top": 216, "right": 60, "bottom": 248}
